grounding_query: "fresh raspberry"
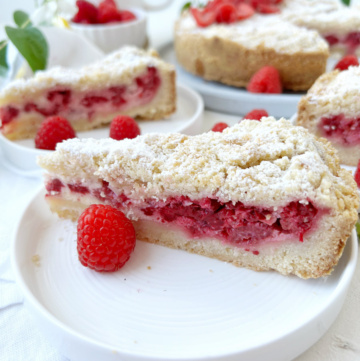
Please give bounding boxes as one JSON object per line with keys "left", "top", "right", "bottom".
{"left": 325, "top": 35, "right": 339, "bottom": 46}
{"left": 109, "top": 115, "right": 141, "bottom": 140}
{"left": 215, "top": 3, "right": 238, "bottom": 24}
{"left": 247, "top": 66, "right": 282, "bottom": 93}
{"left": 334, "top": 55, "right": 359, "bottom": 71}
{"left": 244, "top": 109, "right": 269, "bottom": 121}
{"left": 191, "top": 7, "right": 217, "bottom": 27}
{"left": 35, "top": 116, "right": 76, "bottom": 150}
{"left": 354, "top": 160, "right": 360, "bottom": 187}
{"left": 236, "top": 3, "right": 255, "bottom": 20}
{"left": 97, "top": 0, "right": 122, "bottom": 23}
{"left": 256, "top": 3, "right": 281, "bottom": 13}
{"left": 212, "top": 122, "right": 229, "bottom": 132}
{"left": 72, "top": 0, "right": 98, "bottom": 24}
{"left": 77, "top": 204, "right": 136, "bottom": 272}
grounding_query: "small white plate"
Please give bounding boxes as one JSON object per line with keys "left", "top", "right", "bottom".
{"left": 0, "top": 83, "right": 203, "bottom": 177}
{"left": 12, "top": 187, "right": 358, "bottom": 361}
{"left": 159, "top": 43, "right": 305, "bottom": 119}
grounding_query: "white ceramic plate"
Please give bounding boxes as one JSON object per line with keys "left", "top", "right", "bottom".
{"left": 159, "top": 43, "right": 305, "bottom": 119}
{"left": 12, "top": 187, "right": 358, "bottom": 361}
{"left": 0, "top": 83, "right": 203, "bottom": 177}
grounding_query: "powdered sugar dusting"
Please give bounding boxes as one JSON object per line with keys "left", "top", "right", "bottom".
{"left": 39, "top": 117, "right": 352, "bottom": 210}
{"left": 305, "top": 66, "right": 360, "bottom": 103}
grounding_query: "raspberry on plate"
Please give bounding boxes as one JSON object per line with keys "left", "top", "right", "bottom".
{"left": 211, "top": 122, "right": 229, "bottom": 132}
{"left": 35, "top": 116, "right": 76, "bottom": 151}
{"left": 244, "top": 109, "right": 269, "bottom": 121}
{"left": 334, "top": 55, "right": 359, "bottom": 71}
{"left": 77, "top": 204, "right": 136, "bottom": 272}
{"left": 247, "top": 66, "right": 282, "bottom": 93}
{"left": 354, "top": 160, "right": 360, "bottom": 187}
{"left": 109, "top": 115, "right": 141, "bottom": 140}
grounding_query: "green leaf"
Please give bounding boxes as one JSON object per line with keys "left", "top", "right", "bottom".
{"left": 341, "top": 0, "right": 351, "bottom": 5}
{"left": 0, "top": 40, "right": 9, "bottom": 77}
{"left": 181, "top": 2, "right": 191, "bottom": 12}
{"left": 356, "top": 220, "right": 360, "bottom": 239}
{"left": 13, "top": 10, "right": 32, "bottom": 28}
{"left": 5, "top": 26, "right": 48, "bottom": 73}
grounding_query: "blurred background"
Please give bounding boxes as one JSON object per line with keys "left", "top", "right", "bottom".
{"left": 0, "top": 0, "right": 186, "bottom": 49}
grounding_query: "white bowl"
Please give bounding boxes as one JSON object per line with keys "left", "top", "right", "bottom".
{"left": 70, "top": 8, "right": 147, "bottom": 53}
{"left": 11, "top": 188, "right": 358, "bottom": 361}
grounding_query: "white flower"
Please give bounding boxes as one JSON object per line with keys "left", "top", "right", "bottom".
{"left": 31, "top": 0, "right": 77, "bottom": 26}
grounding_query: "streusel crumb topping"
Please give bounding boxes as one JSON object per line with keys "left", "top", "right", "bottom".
{"left": 38, "top": 117, "right": 357, "bottom": 212}
{"left": 300, "top": 66, "right": 360, "bottom": 116}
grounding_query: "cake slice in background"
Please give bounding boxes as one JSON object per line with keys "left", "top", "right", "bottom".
{"left": 38, "top": 118, "right": 359, "bottom": 279}
{"left": 297, "top": 65, "right": 360, "bottom": 166}
{"left": 0, "top": 46, "right": 176, "bottom": 140}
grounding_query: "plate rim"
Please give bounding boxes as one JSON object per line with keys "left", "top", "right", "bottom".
{"left": 11, "top": 186, "right": 359, "bottom": 361}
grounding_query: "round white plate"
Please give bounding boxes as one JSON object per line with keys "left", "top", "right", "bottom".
{"left": 159, "top": 43, "right": 305, "bottom": 119}
{"left": 12, "top": 188, "right": 358, "bottom": 361}
{"left": 0, "top": 83, "right": 203, "bottom": 177}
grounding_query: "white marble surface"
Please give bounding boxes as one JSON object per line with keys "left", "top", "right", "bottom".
{"left": 0, "top": 0, "right": 360, "bottom": 360}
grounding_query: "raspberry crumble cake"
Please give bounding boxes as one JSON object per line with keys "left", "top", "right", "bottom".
{"left": 175, "top": 0, "right": 360, "bottom": 91}
{"left": 0, "top": 47, "right": 176, "bottom": 140}
{"left": 175, "top": 2, "right": 329, "bottom": 91}
{"left": 297, "top": 66, "right": 360, "bottom": 166}
{"left": 38, "top": 118, "right": 359, "bottom": 279}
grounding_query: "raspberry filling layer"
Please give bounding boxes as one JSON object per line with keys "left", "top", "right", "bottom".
{"left": 325, "top": 32, "right": 360, "bottom": 54}
{"left": 0, "top": 66, "right": 160, "bottom": 128}
{"left": 319, "top": 114, "right": 360, "bottom": 145}
{"left": 47, "top": 179, "right": 324, "bottom": 247}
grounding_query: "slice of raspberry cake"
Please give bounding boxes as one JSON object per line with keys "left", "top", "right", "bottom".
{"left": 37, "top": 118, "right": 359, "bottom": 279}
{"left": 297, "top": 66, "right": 360, "bottom": 166}
{"left": 0, "top": 47, "right": 176, "bottom": 140}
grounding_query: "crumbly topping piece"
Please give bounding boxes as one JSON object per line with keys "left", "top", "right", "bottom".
{"left": 0, "top": 46, "right": 174, "bottom": 103}
{"left": 177, "top": 12, "right": 328, "bottom": 54}
{"left": 39, "top": 117, "right": 357, "bottom": 213}
{"left": 300, "top": 66, "right": 360, "bottom": 116}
